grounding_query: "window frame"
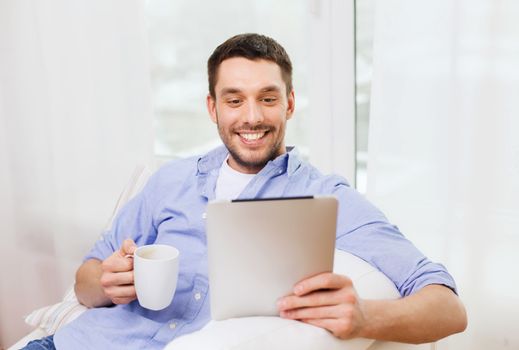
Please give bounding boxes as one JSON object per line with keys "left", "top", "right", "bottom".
{"left": 307, "top": 0, "right": 356, "bottom": 186}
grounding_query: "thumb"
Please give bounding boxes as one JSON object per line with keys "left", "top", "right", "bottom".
{"left": 121, "top": 238, "right": 137, "bottom": 256}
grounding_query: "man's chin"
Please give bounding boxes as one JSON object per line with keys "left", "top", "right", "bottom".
{"left": 235, "top": 156, "right": 269, "bottom": 170}
{"left": 225, "top": 139, "right": 285, "bottom": 172}
{"left": 230, "top": 150, "right": 271, "bottom": 171}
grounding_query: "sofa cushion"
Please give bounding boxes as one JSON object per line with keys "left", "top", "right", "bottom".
{"left": 164, "top": 250, "right": 402, "bottom": 350}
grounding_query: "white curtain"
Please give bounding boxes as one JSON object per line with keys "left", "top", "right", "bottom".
{"left": 0, "top": 1, "right": 153, "bottom": 346}
{"left": 368, "top": 1, "right": 519, "bottom": 349}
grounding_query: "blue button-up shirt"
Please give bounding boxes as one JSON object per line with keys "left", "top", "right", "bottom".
{"left": 54, "top": 145, "right": 456, "bottom": 349}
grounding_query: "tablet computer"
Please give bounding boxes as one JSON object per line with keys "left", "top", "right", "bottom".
{"left": 206, "top": 196, "right": 338, "bottom": 320}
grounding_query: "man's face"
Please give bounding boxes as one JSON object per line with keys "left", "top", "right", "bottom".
{"left": 207, "top": 57, "right": 295, "bottom": 174}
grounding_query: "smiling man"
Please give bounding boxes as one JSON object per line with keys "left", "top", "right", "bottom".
{"left": 207, "top": 54, "right": 294, "bottom": 174}
{"left": 22, "top": 33, "right": 466, "bottom": 350}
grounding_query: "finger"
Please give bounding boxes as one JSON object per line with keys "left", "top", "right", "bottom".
{"left": 294, "top": 273, "right": 352, "bottom": 296}
{"left": 303, "top": 317, "right": 357, "bottom": 339}
{"left": 100, "top": 270, "right": 134, "bottom": 288}
{"left": 280, "top": 304, "right": 348, "bottom": 320}
{"left": 301, "top": 318, "right": 341, "bottom": 336}
{"left": 121, "top": 239, "right": 137, "bottom": 256}
{"left": 302, "top": 318, "right": 336, "bottom": 329}
{"left": 278, "top": 288, "right": 348, "bottom": 311}
{"left": 103, "top": 253, "right": 134, "bottom": 272}
{"left": 104, "top": 284, "right": 137, "bottom": 300}
{"left": 112, "top": 296, "right": 137, "bottom": 305}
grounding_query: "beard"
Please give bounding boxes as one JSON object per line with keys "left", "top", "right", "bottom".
{"left": 217, "top": 121, "right": 286, "bottom": 173}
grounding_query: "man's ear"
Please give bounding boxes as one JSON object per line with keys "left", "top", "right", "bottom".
{"left": 286, "top": 89, "right": 295, "bottom": 120}
{"left": 207, "top": 94, "right": 218, "bottom": 124}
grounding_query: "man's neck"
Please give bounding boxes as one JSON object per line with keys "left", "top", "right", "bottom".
{"left": 227, "top": 149, "right": 287, "bottom": 175}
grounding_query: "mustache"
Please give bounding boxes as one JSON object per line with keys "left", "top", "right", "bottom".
{"left": 233, "top": 124, "right": 272, "bottom": 132}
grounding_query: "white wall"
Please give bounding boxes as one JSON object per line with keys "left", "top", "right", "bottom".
{"left": 0, "top": 1, "right": 154, "bottom": 347}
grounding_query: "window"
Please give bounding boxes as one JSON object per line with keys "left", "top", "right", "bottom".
{"left": 145, "top": 0, "right": 357, "bottom": 186}
{"left": 145, "top": 0, "right": 311, "bottom": 162}
{"left": 355, "top": 0, "right": 375, "bottom": 193}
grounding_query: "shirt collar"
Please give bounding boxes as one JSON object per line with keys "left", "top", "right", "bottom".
{"left": 196, "top": 145, "right": 302, "bottom": 176}
{"left": 196, "top": 145, "right": 229, "bottom": 175}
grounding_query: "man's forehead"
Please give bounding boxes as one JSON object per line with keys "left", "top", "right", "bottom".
{"left": 215, "top": 57, "right": 285, "bottom": 95}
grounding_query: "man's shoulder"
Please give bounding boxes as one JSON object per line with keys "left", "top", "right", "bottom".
{"left": 295, "top": 159, "right": 352, "bottom": 193}
{"left": 154, "top": 145, "right": 226, "bottom": 179}
{"left": 133, "top": 155, "right": 202, "bottom": 205}
{"left": 152, "top": 155, "right": 200, "bottom": 184}
{"left": 159, "top": 154, "right": 200, "bottom": 172}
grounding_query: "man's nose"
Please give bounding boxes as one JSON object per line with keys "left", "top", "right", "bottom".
{"left": 245, "top": 101, "right": 264, "bottom": 125}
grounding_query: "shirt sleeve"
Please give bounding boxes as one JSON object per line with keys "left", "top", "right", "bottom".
{"left": 330, "top": 180, "right": 457, "bottom": 296}
{"left": 83, "top": 179, "right": 158, "bottom": 262}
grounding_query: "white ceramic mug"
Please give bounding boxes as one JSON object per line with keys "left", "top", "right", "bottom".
{"left": 133, "top": 244, "right": 180, "bottom": 311}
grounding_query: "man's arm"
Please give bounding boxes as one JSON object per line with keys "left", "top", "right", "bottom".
{"left": 75, "top": 239, "right": 138, "bottom": 308}
{"left": 360, "top": 284, "right": 466, "bottom": 343}
{"left": 277, "top": 273, "right": 467, "bottom": 344}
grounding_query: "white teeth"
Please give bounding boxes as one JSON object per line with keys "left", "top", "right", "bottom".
{"left": 240, "top": 132, "right": 265, "bottom": 141}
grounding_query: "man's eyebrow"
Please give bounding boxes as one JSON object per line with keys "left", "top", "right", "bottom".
{"left": 220, "top": 87, "right": 242, "bottom": 95}
{"left": 260, "top": 85, "right": 282, "bottom": 93}
{"left": 219, "top": 85, "right": 282, "bottom": 96}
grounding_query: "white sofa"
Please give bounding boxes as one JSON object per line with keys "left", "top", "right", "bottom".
{"left": 8, "top": 166, "right": 434, "bottom": 350}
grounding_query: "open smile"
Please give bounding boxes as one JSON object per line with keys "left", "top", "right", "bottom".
{"left": 236, "top": 130, "right": 270, "bottom": 144}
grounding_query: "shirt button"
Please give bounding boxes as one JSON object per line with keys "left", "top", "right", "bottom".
{"left": 202, "top": 212, "right": 207, "bottom": 219}
{"left": 194, "top": 292, "right": 201, "bottom": 301}
{"left": 169, "top": 322, "right": 177, "bottom": 329}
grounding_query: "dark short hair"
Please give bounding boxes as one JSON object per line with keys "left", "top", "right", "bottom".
{"left": 207, "top": 33, "right": 293, "bottom": 99}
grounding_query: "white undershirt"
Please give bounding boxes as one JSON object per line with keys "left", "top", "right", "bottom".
{"left": 214, "top": 157, "right": 256, "bottom": 200}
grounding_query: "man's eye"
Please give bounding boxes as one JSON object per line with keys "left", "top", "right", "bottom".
{"left": 228, "top": 99, "right": 241, "bottom": 105}
{"left": 262, "top": 97, "right": 277, "bottom": 104}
